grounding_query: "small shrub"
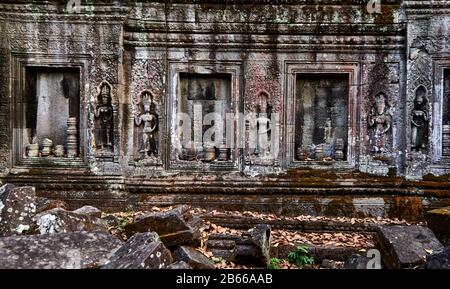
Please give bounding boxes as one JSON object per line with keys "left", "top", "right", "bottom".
{"left": 211, "top": 257, "right": 225, "bottom": 264}
{"left": 268, "top": 258, "right": 282, "bottom": 269}
{"left": 287, "top": 245, "right": 314, "bottom": 268}
{"left": 116, "top": 217, "right": 130, "bottom": 233}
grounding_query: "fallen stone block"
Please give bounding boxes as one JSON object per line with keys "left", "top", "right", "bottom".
{"left": 0, "top": 231, "right": 122, "bottom": 269}
{"left": 321, "top": 259, "right": 338, "bottom": 269}
{"left": 272, "top": 244, "right": 359, "bottom": 262}
{"left": 36, "top": 208, "right": 108, "bottom": 234}
{"left": 376, "top": 225, "right": 444, "bottom": 268}
{"left": 173, "top": 246, "right": 215, "bottom": 269}
{"left": 73, "top": 205, "right": 103, "bottom": 219}
{"left": 102, "top": 232, "right": 172, "bottom": 269}
{"left": 125, "top": 205, "right": 201, "bottom": 247}
{"left": 167, "top": 261, "right": 193, "bottom": 269}
{"left": 426, "top": 206, "right": 450, "bottom": 246}
{"left": 207, "top": 224, "right": 272, "bottom": 266}
{"left": 0, "top": 185, "right": 37, "bottom": 237}
{"left": 344, "top": 254, "right": 372, "bottom": 269}
{"left": 36, "top": 197, "right": 68, "bottom": 214}
{"left": 426, "top": 247, "right": 450, "bottom": 269}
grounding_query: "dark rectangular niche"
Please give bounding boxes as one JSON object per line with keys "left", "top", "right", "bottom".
{"left": 23, "top": 67, "right": 80, "bottom": 160}
{"left": 442, "top": 69, "right": 450, "bottom": 157}
{"left": 295, "top": 73, "right": 349, "bottom": 162}
{"left": 177, "top": 73, "right": 232, "bottom": 162}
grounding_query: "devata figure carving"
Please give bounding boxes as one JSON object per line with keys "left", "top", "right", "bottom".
{"left": 368, "top": 92, "right": 392, "bottom": 153}
{"left": 411, "top": 87, "right": 428, "bottom": 152}
{"left": 324, "top": 118, "right": 333, "bottom": 145}
{"left": 135, "top": 92, "right": 159, "bottom": 159}
{"left": 254, "top": 92, "right": 272, "bottom": 157}
{"left": 94, "top": 83, "right": 114, "bottom": 151}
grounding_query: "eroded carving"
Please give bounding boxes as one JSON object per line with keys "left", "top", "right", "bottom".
{"left": 252, "top": 91, "right": 273, "bottom": 158}
{"left": 411, "top": 86, "right": 428, "bottom": 152}
{"left": 135, "top": 91, "right": 159, "bottom": 160}
{"left": 66, "top": 117, "right": 78, "bottom": 158}
{"left": 94, "top": 83, "right": 114, "bottom": 152}
{"left": 368, "top": 92, "right": 392, "bottom": 154}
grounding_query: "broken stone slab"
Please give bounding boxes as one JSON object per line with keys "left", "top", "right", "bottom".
{"left": 0, "top": 185, "right": 37, "bottom": 237}
{"left": 102, "top": 232, "right": 172, "bottom": 269}
{"left": 272, "top": 244, "right": 359, "bottom": 262}
{"left": 376, "top": 225, "right": 444, "bottom": 268}
{"left": 73, "top": 205, "right": 102, "bottom": 219}
{"left": 344, "top": 254, "right": 372, "bottom": 269}
{"left": 167, "top": 261, "right": 193, "bottom": 269}
{"left": 173, "top": 246, "right": 215, "bottom": 269}
{"left": 426, "top": 206, "right": 450, "bottom": 246}
{"left": 321, "top": 259, "right": 338, "bottom": 269}
{"left": 36, "top": 197, "right": 68, "bottom": 214}
{"left": 207, "top": 224, "right": 272, "bottom": 266}
{"left": 36, "top": 208, "right": 108, "bottom": 234}
{"left": 426, "top": 247, "right": 450, "bottom": 269}
{"left": 0, "top": 231, "right": 123, "bottom": 269}
{"left": 125, "top": 205, "right": 201, "bottom": 248}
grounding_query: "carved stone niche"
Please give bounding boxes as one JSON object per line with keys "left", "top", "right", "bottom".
{"left": 286, "top": 63, "right": 358, "bottom": 168}
{"left": 133, "top": 90, "right": 162, "bottom": 166}
{"left": 175, "top": 73, "right": 232, "bottom": 164}
{"left": 167, "top": 63, "right": 243, "bottom": 172}
{"left": 410, "top": 86, "right": 429, "bottom": 153}
{"left": 20, "top": 66, "right": 83, "bottom": 164}
{"left": 294, "top": 74, "right": 349, "bottom": 162}
{"left": 441, "top": 69, "right": 450, "bottom": 159}
{"left": 94, "top": 82, "right": 114, "bottom": 157}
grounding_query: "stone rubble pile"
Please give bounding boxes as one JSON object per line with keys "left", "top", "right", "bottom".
{"left": 0, "top": 186, "right": 213, "bottom": 269}
{"left": 1, "top": 183, "right": 450, "bottom": 269}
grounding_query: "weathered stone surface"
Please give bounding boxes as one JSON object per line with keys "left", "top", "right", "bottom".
{"left": 207, "top": 224, "right": 272, "bottom": 266}
{"left": 426, "top": 206, "right": 450, "bottom": 246}
{"left": 376, "top": 225, "right": 444, "bottom": 268}
{"left": 0, "top": 231, "right": 122, "bottom": 269}
{"left": 102, "top": 232, "right": 172, "bottom": 269}
{"left": 125, "top": 205, "right": 201, "bottom": 247}
{"left": 173, "top": 246, "right": 215, "bottom": 269}
{"left": 272, "top": 244, "right": 359, "bottom": 262}
{"left": 344, "top": 254, "right": 371, "bottom": 269}
{"left": 426, "top": 247, "right": 450, "bottom": 269}
{"left": 321, "top": 259, "right": 338, "bottom": 269}
{"left": 0, "top": 185, "right": 36, "bottom": 237}
{"left": 36, "top": 197, "right": 68, "bottom": 214}
{"left": 73, "top": 205, "right": 103, "bottom": 219}
{"left": 168, "top": 261, "right": 193, "bottom": 269}
{"left": 36, "top": 208, "right": 108, "bottom": 234}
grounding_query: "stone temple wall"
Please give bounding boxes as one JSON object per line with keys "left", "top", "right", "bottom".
{"left": 0, "top": 0, "right": 450, "bottom": 219}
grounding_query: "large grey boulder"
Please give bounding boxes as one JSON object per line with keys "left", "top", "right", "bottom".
{"left": 426, "top": 206, "right": 450, "bottom": 246}
{"left": 168, "top": 261, "right": 193, "bottom": 269}
{"left": 173, "top": 246, "right": 215, "bottom": 269}
{"left": 377, "top": 225, "right": 444, "bottom": 268}
{"left": 426, "top": 247, "right": 450, "bottom": 269}
{"left": 0, "top": 185, "right": 37, "bottom": 237}
{"left": 125, "top": 205, "right": 201, "bottom": 247}
{"left": 102, "top": 232, "right": 172, "bottom": 269}
{"left": 0, "top": 231, "right": 123, "bottom": 269}
{"left": 73, "top": 205, "right": 103, "bottom": 219}
{"left": 36, "top": 208, "right": 108, "bottom": 234}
